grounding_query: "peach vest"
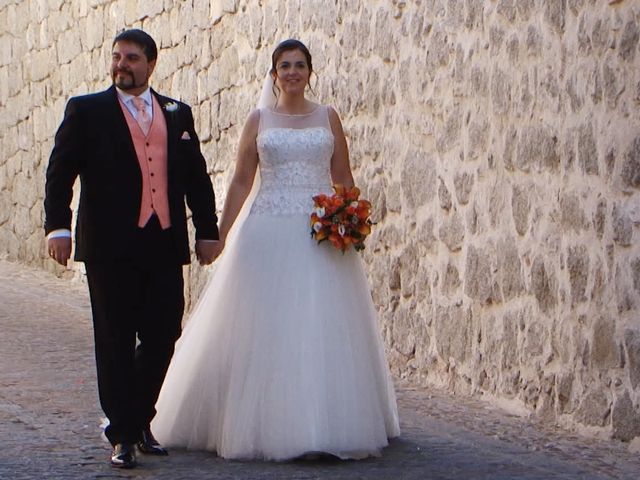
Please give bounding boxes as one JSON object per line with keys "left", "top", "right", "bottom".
{"left": 119, "top": 96, "right": 171, "bottom": 229}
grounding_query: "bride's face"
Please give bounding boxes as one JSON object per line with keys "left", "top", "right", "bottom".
{"left": 273, "top": 49, "right": 310, "bottom": 96}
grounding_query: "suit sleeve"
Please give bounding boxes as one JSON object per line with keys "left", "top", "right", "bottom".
{"left": 182, "top": 105, "right": 220, "bottom": 240}
{"left": 44, "top": 99, "right": 83, "bottom": 235}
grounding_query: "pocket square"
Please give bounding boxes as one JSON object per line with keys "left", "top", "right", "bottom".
{"left": 180, "top": 131, "right": 191, "bottom": 140}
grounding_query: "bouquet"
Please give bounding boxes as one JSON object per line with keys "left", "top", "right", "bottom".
{"left": 310, "top": 184, "right": 373, "bottom": 252}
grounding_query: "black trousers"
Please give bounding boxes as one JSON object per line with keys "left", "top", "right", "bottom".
{"left": 84, "top": 216, "right": 184, "bottom": 445}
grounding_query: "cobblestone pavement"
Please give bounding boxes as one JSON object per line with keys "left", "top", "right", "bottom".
{"left": 1, "top": 259, "right": 639, "bottom": 480}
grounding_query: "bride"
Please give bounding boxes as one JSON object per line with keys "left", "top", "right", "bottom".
{"left": 151, "top": 39, "right": 400, "bottom": 461}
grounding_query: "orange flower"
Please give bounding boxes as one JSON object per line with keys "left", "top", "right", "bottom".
{"left": 357, "top": 223, "right": 371, "bottom": 235}
{"left": 315, "top": 229, "right": 328, "bottom": 241}
{"left": 344, "top": 186, "right": 360, "bottom": 202}
{"left": 311, "top": 184, "right": 374, "bottom": 253}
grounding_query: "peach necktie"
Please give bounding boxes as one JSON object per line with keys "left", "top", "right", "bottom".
{"left": 132, "top": 97, "right": 151, "bottom": 135}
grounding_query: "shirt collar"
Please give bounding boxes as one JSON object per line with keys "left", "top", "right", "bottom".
{"left": 116, "top": 86, "right": 152, "bottom": 107}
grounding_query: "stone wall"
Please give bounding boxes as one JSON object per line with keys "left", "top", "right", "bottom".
{"left": 1, "top": 0, "right": 639, "bottom": 441}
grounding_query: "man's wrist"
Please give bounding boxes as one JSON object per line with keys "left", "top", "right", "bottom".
{"left": 47, "top": 229, "right": 72, "bottom": 239}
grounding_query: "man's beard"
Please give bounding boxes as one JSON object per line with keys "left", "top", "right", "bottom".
{"left": 113, "top": 70, "right": 144, "bottom": 91}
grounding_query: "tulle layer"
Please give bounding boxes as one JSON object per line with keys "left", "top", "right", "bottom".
{"left": 151, "top": 213, "right": 400, "bottom": 460}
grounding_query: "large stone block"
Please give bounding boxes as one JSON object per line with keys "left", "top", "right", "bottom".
{"left": 373, "top": 7, "right": 395, "bottom": 62}
{"left": 621, "top": 136, "right": 640, "bottom": 191}
{"left": 594, "top": 199, "right": 607, "bottom": 239}
{"left": 496, "top": 0, "right": 516, "bottom": 23}
{"left": 612, "top": 392, "right": 640, "bottom": 441}
{"left": 438, "top": 212, "right": 465, "bottom": 252}
{"left": 464, "top": 245, "right": 493, "bottom": 303}
{"left": 470, "top": 66, "right": 488, "bottom": 97}
{"left": 556, "top": 372, "right": 575, "bottom": 413}
{"left": 567, "top": 245, "right": 589, "bottom": 305}
{"left": 400, "top": 150, "right": 436, "bottom": 209}
{"left": 490, "top": 66, "right": 510, "bottom": 115}
{"left": 400, "top": 244, "right": 418, "bottom": 298}
{"left": 500, "top": 310, "right": 519, "bottom": 370}
{"left": 511, "top": 184, "right": 530, "bottom": 236}
{"left": 544, "top": 0, "right": 566, "bottom": 34}
{"left": 625, "top": 329, "right": 640, "bottom": 390}
{"left": 26, "top": 48, "right": 53, "bottom": 83}
{"left": 632, "top": 258, "right": 640, "bottom": 296}
{"left": 578, "top": 123, "right": 599, "bottom": 175}
{"left": 523, "top": 318, "right": 545, "bottom": 362}
{"left": 498, "top": 238, "right": 524, "bottom": 301}
{"left": 576, "top": 390, "right": 611, "bottom": 427}
{"left": 436, "top": 107, "right": 462, "bottom": 153}
{"left": 619, "top": 20, "right": 639, "bottom": 62}
{"left": 566, "top": 71, "right": 583, "bottom": 113}
{"left": 602, "top": 61, "right": 624, "bottom": 109}
{"left": 515, "top": 125, "right": 559, "bottom": 172}
{"left": 438, "top": 179, "right": 452, "bottom": 211}
{"left": 453, "top": 172, "right": 473, "bottom": 205}
{"left": 591, "top": 316, "right": 619, "bottom": 369}
{"left": 526, "top": 25, "right": 542, "bottom": 57}
{"left": 426, "top": 25, "right": 452, "bottom": 70}
{"left": 391, "top": 303, "right": 419, "bottom": 358}
{"left": 489, "top": 25, "right": 505, "bottom": 56}
{"left": 613, "top": 203, "right": 633, "bottom": 247}
{"left": 502, "top": 126, "right": 517, "bottom": 171}
{"left": 55, "top": 27, "right": 82, "bottom": 65}
{"left": 435, "top": 304, "right": 471, "bottom": 363}
{"left": 442, "top": 261, "right": 461, "bottom": 296}
{"left": 0, "top": 191, "right": 11, "bottom": 224}
{"left": 531, "top": 257, "right": 557, "bottom": 313}
{"left": 83, "top": 8, "right": 105, "bottom": 51}
{"left": 506, "top": 34, "right": 519, "bottom": 65}
{"left": 468, "top": 118, "right": 489, "bottom": 159}
{"left": 560, "top": 193, "right": 587, "bottom": 232}
{"left": 465, "top": 0, "right": 484, "bottom": 30}
{"left": 516, "top": 0, "right": 535, "bottom": 20}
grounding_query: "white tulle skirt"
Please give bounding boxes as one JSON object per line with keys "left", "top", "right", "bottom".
{"left": 151, "top": 213, "right": 400, "bottom": 461}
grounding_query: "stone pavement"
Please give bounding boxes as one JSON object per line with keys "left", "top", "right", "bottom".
{"left": 1, "top": 259, "right": 638, "bottom": 480}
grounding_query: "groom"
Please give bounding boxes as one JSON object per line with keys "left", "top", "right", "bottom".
{"left": 44, "top": 29, "right": 221, "bottom": 469}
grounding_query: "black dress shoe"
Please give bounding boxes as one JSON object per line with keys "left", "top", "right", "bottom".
{"left": 111, "top": 443, "right": 137, "bottom": 468}
{"left": 137, "top": 428, "right": 168, "bottom": 456}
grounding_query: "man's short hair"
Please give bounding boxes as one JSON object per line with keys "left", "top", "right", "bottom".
{"left": 113, "top": 29, "right": 158, "bottom": 62}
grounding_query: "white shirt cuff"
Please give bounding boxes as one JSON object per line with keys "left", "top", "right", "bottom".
{"left": 47, "top": 229, "right": 72, "bottom": 239}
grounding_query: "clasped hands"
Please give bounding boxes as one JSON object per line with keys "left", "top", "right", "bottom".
{"left": 195, "top": 239, "right": 225, "bottom": 265}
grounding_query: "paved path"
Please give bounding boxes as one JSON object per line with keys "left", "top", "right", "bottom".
{"left": 1, "top": 259, "right": 638, "bottom": 479}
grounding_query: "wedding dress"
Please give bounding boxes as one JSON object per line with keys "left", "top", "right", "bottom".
{"left": 151, "top": 105, "right": 400, "bottom": 460}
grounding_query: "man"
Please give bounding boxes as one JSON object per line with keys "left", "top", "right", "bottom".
{"left": 44, "top": 29, "right": 221, "bottom": 469}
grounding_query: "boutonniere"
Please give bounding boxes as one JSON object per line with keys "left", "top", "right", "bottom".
{"left": 164, "top": 101, "right": 179, "bottom": 112}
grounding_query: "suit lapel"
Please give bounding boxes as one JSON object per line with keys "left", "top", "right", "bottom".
{"left": 152, "top": 89, "right": 177, "bottom": 176}
{"left": 103, "top": 86, "right": 140, "bottom": 173}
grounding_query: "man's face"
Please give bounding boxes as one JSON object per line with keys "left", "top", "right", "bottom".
{"left": 110, "top": 40, "right": 155, "bottom": 94}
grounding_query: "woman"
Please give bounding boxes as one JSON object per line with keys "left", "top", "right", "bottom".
{"left": 152, "top": 39, "right": 400, "bottom": 461}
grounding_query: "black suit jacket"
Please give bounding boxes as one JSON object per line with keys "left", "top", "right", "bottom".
{"left": 44, "top": 86, "right": 219, "bottom": 264}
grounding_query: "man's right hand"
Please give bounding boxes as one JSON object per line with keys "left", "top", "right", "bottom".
{"left": 48, "top": 237, "right": 72, "bottom": 266}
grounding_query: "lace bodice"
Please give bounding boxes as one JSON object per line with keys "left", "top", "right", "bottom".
{"left": 251, "top": 106, "right": 334, "bottom": 215}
